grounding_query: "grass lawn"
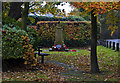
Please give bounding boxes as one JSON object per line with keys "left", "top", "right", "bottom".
{"left": 2, "top": 45, "right": 120, "bottom": 82}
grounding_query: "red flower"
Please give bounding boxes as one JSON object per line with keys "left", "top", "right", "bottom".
{"left": 64, "top": 44, "right": 68, "bottom": 49}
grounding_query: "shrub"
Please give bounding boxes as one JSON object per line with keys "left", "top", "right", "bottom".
{"left": 26, "top": 26, "right": 40, "bottom": 50}
{"left": 2, "top": 16, "right": 22, "bottom": 28}
{"left": 2, "top": 25, "right": 37, "bottom": 66}
{"left": 2, "top": 25, "right": 27, "bottom": 59}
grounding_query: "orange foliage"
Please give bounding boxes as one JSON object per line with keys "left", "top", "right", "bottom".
{"left": 36, "top": 21, "right": 92, "bottom": 40}
{"left": 71, "top": 2, "right": 120, "bottom": 35}
{"left": 71, "top": 2, "right": 120, "bottom": 15}
{"left": 21, "top": 35, "right": 37, "bottom": 66}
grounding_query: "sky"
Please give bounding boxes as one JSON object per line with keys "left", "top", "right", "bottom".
{"left": 29, "top": 2, "right": 74, "bottom": 17}
{"left": 57, "top": 2, "right": 74, "bottom": 15}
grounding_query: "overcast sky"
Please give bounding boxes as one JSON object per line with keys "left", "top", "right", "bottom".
{"left": 29, "top": 2, "right": 74, "bottom": 17}
{"left": 57, "top": 2, "right": 74, "bottom": 15}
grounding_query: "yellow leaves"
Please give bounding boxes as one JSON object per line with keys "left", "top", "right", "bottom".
{"left": 20, "top": 33, "right": 38, "bottom": 67}
{"left": 28, "top": 17, "right": 35, "bottom": 24}
{"left": 35, "top": 59, "right": 37, "bottom": 62}
{"left": 4, "top": 11, "right": 8, "bottom": 17}
{"left": 23, "top": 56, "right": 26, "bottom": 59}
{"left": 97, "top": 16, "right": 100, "bottom": 23}
{"left": 21, "top": 35, "right": 28, "bottom": 40}
{"left": 108, "top": 25, "right": 112, "bottom": 30}
{"left": 85, "top": 7, "right": 89, "bottom": 10}
{"left": 111, "top": 31, "right": 114, "bottom": 36}
{"left": 108, "top": 25, "right": 118, "bottom": 36}
{"left": 106, "top": 20, "right": 110, "bottom": 24}
{"left": 94, "top": 13, "right": 98, "bottom": 17}
{"left": 105, "top": 10, "right": 118, "bottom": 36}
{"left": 23, "top": 45, "right": 28, "bottom": 48}
{"left": 21, "top": 36, "right": 38, "bottom": 66}
{"left": 68, "top": 12, "right": 74, "bottom": 16}
{"left": 113, "top": 26, "right": 118, "bottom": 29}
{"left": 31, "top": 64, "right": 37, "bottom": 67}
{"left": 24, "top": 61, "right": 27, "bottom": 64}
{"left": 107, "top": 9, "right": 111, "bottom": 12}
{"left": 21, "top": 35, "right": 24, "bottom": 38}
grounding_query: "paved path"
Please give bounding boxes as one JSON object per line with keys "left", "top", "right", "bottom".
{"left": 45, "top": 60, "right": 96, "bottom": 81}
{"left": 46, "top": 60, "right": 76, "bottom": 71}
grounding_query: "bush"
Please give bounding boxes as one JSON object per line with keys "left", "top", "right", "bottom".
{"left": 2, "top": 16, "right": 22, "bottom": 28}
{"left": 2, "top": 25, "right": 37, "bottom": 66}
{"left": 2, "top": 25, "right": 27, "bottom": 59}
{"left": 26, "top": 26, "right": 40, "bottom": 50}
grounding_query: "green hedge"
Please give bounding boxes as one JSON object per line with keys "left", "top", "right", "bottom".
{"left": 36, "top": 21, "right": 101, "bottom": 47}
{"left": 28, "top": 15, "right": 87, "bottom": 25}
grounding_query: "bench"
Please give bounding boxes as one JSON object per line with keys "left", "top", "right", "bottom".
{"left": 35, "top": 46, "right": 50, "bottom": 63}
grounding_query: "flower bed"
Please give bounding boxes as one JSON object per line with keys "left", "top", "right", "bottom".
{"left": 49, "top": 44, "right": 68, "bottom": 51}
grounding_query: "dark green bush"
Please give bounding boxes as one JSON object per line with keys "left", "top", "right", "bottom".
{"left": 2, "top": 16, "right": 22, "bottom": 28}
{"left": 26, "top": 26, "right": 40, "bottom": 50}
{"left": 2, "top": 24, "right": 38, "bottom": 67}
{"left": 2, "top": 25, "right": 27, "bottom": 59}
{"left": 28, "top": 15, "right": 87, "bottom": 25}
{"left": 67, "top": 16, "right": 86, "bottom": 21}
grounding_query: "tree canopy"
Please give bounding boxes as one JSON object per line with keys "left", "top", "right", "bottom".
{"left": 71, "top": 2, "right": 120, "bottom": 35}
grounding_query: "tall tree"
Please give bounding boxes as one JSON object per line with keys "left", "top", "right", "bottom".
{"left": 8, "top": 2, "right": 23, "bottom": 20}
{"left": 91, "top": 9, "right": 99, "bottom": 73}
{"left": 71, "top": 2, "right": 120, "bottom": 73}
{"left": 22, "top": 2, "right": 29, "bottom": 31}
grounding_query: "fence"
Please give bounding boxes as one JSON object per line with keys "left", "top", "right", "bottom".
{"left": 98, "top": 39, "right": 119, "bottom": 51}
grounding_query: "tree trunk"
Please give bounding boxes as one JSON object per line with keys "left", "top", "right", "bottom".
{"left": 8, "top": 2, "right": 23, "bottom": 20}
{"left": 90, "top": 10, "right": 100, "bottom": 73}
{"left": 22, "top": 2, "right": 29, "bottom": 31}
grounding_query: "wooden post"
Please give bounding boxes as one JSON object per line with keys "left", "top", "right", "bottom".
{"left": 41, "top": 56, "right": 44, "bottom": 63}
{"left": 106, "top": 41, "right": 108, "bottom": 48}
{"left": 112, "top": 42, "right": 115, "bottom": 50}
{"left": 109, "top": 41, "right": 111, "bottom": 48}
{"left": 104, "top": 40, "right": 106, "bottom": 47}
{"left": 38, "top": 46, "right": 41, "bottom": 56}
{"left": 116, "top": 43, "right": 119, "bottom": 51}
{"left": 35, "top": 53, "right": 36, "bottom": 58}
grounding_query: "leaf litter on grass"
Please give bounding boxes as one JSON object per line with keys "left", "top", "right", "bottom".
{"left": 2, "top": 61, "right": 67, "bottom": 82}
{"left": 44, "top": 46, "right": 119, "bottom": 81}
{"left": 2, "top": 46, "right": 120, "bottom": 82}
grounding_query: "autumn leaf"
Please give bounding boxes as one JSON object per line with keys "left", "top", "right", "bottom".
{"left": 28, "top": 17, "right": 35, "bottom": 23}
